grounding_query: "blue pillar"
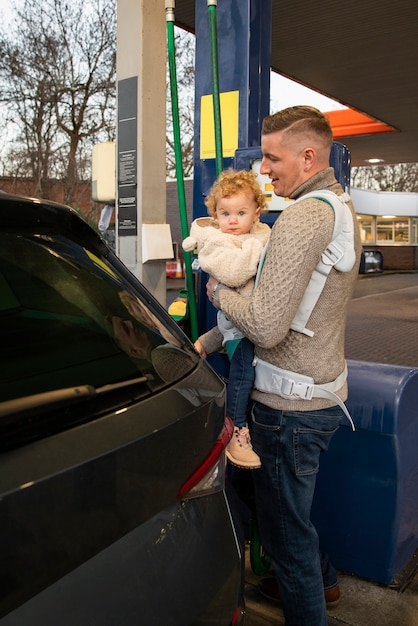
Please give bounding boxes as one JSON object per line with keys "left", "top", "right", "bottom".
{"left": 193, "top": 0, "right": 272, "bottom": 355}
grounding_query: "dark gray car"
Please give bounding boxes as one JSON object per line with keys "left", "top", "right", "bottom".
{"left": 0, "top": 193, "right": 245, "bottom": 625}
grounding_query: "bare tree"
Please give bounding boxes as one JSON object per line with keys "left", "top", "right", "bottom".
{"left": 0, "top": 12, "right": 59, "bottom": 196}
{"left": 1, "top": 11, "right": 193, "bottom": 196}
{"left": 351, "top": 163, "right": 418, "bottom": 192}
{"left": 166, "top": 27, "right": 195, "bottom": 179}
{"left": 0, "top": 0, "right": 116, "bottom": 205}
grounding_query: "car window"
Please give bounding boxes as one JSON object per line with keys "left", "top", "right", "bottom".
{"left": 0, "top": 228, "right": 198, "bottom": 408}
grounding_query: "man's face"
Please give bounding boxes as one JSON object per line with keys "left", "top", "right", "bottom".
{"left": 260, "top": 130, "right": 307, "bottom": 198}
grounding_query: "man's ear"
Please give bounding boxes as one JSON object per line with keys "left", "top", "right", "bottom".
{"left": 303, "top": 147, "right": 315, "bottom": 171}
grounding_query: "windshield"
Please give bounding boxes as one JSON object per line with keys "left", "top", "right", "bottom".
{"left": 0, "top": 229, "right": 196, "bottom": 405}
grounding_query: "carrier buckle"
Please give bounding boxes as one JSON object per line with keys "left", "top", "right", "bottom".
{"left": 279, "top": 377, "right": 314, "bottom": 400}
{"left": 322, "top": 241, "right": 344, "bottom": 266}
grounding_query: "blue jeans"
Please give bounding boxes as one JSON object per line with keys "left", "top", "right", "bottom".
{"left": 226, "top": 337, "right": 254, "bottom": 428}
{"left": 250, "top": 401, "right": 343, "bottom": 626}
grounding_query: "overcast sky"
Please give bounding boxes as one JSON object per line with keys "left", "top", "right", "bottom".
{"left": 270, "top": 72, "right": 346, "bottom": 113}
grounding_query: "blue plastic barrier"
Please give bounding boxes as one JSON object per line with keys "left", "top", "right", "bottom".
{"left": 311, "top": 359, "right": 418, "bottom": 584}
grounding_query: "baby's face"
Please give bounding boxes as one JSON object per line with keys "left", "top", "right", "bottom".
{"left": 215, "top": 192, "right": 260, "bottom": 235}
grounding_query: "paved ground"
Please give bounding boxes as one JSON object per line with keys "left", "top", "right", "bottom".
{"left": 345, "top": 272, "right": 418, "bottom": 368}
{"left": 244, "top": 544, "right": 418, "bottom": 626}
{"left": 167, "top": 271, "right": 418, "bottom": 625}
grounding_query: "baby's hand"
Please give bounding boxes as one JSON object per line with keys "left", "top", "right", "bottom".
{"left": 194, "top": 339, "right": 207, "bottom": 359}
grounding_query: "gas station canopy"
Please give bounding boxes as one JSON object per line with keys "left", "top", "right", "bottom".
{"left": 174, "top": 0, "right": 418, "bottom": 166}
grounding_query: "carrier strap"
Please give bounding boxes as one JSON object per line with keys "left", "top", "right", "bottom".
{"left": 255, "top": 190, "right": 356, "bottom": 337}
{"left": 291, "top": 191, "right": 356, "bottom": 336}
{"left": 253, "top": 356, "right": 355, "bottom": 430}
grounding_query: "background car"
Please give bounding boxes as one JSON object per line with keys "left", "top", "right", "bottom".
{"left": 0, "top": 193, "right": 245, "bottom": 625}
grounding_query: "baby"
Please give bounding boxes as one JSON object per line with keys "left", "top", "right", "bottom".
{"left": 183, "top": 169, "right": 270, "bottom": 468}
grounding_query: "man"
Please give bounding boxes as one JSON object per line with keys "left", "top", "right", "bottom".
{"left": 204, "top": 106, "right": 362, "bottom": 625}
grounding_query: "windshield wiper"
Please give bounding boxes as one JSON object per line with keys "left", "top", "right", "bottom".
{"left": 0, "top": 376, "right": 150, "bottom": 419}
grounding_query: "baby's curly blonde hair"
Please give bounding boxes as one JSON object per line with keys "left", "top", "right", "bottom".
{"left": 205, "top": 168, "right": 267, "bottom": 219}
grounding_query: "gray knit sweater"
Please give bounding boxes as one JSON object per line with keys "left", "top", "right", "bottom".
{"left": 199, "top": 167, "right": 362, "bottom": 412}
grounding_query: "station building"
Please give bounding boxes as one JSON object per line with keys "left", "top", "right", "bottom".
{"left": 351, "top": 187, "right": 418, "bottom": 270}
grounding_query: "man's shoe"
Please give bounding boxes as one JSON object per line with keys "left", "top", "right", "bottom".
{"left": 324, "top": 585, "right": 341, "bottom": 607}
{"left": 258, "top": 577, "right": 341, "bottom": 608}
{"left": 226, "top": 426, "right": 261, "bottom": 469}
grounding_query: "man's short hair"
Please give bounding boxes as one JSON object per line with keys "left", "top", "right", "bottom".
{"left": 262, "top": 106, "right": 333, "bottom": 151}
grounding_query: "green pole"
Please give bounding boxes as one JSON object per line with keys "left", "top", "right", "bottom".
{"left": 207, "top": 0, "right": 223, "bottom": 177}
{"left": 166, "top": 1, "right": 198, "bottom": 341}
